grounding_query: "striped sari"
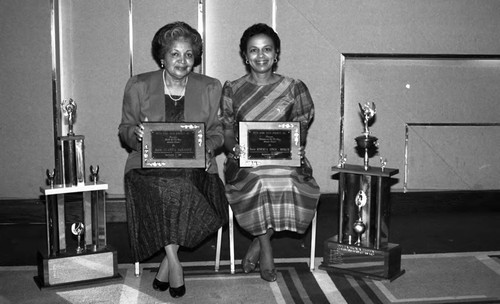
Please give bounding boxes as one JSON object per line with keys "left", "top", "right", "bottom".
{"left": 220, "top": 75, "right": 320, "bottom": 236}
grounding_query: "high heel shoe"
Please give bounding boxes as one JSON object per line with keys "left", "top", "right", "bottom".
{"left": 242, "top": 259, "right": 257, "bottom": 274}
{"left": 260, "top": 268, "right": 277, "bottom": 282}
{"left": 152, "top": 278, "right": 169, "bottom": 291}
{"left": 242, "top": 239, "right": 260, "bottom": 274}
{"left": 169, "top": 284, "right": 186, "bottom": 298}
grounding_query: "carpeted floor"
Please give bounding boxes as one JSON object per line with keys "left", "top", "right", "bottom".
{"left": 1, "top": 252, "right": 499, "bottom": 304}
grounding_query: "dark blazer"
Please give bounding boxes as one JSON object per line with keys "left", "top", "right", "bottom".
{"left": 119, "top": 70, "right": 223, "bottom": 174}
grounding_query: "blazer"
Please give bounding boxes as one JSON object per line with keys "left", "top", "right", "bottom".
{"left": 118, "top": 70, "right": 223, "bottom": 174}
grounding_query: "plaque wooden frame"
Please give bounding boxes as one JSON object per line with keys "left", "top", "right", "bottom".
{"left": 142, "top": 122, "right": 205, "bottom": 168}
{"left": 239, "top": 121, "right": 301, "bottom": 167}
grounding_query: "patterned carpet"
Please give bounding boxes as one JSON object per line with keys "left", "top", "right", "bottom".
{"left": 327, "top": 252, "right": 500, "bottom": 304}
{"left": 0, "top": 253, "right": 499, "bottom": 304}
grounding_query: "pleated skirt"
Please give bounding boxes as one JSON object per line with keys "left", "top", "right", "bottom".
{"left": 125, "top": 168, "right": 228, "bottom": 262}
{"left": 225, "top": 163, "right": 320, "bottom": 236}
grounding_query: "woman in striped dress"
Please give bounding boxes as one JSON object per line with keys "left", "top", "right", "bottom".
{"left": 220, "top": 23, "right": 320, "bottom": 282}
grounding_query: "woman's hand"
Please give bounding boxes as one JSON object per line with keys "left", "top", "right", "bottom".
{"left": 205, "top": 150, "right": 213, "bottom": 171}
{"left": 135, "top": 117, "right": 148, "bottom": 142}
{"left": 231, "top": 144, "right": 241, "bottom": 159}
{"left": 299, "top": 146, "right": 306, "bottom": 164}
{"left": 134, "top": 124, "right": 144, "bottom": 141}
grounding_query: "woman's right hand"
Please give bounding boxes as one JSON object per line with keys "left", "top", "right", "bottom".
{"left": 135, "top": 117, "right": 148, "bottom": 142}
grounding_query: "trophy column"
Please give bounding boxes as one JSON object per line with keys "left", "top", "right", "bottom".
{"left": 320, "top": 165, "right": 404, "bottom": 281}
{"left": 35, "top": 183, "right": 120, "bottom": 288}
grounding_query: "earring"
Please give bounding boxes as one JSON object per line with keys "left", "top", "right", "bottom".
{"left": 245, "top": 59, "right": 249, "bottom": 64}
{"left": 160, "top": 61, "right": 165, "bottom": 69}
{"left": 274, "top": 58, "right": 278, "bottom": 63}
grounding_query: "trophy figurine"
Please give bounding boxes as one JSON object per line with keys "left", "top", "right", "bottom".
{"left": 353, "top": 190, "right": 367, "bottom": 246}
{"left": 337, "top": 153, "right": 347, "bottom": 168}
{"left": 46, "top": 169, "right": 55, "bottom": 188}
{"left": 62, "top": 98, "right": 77, "bottom": 136}
{"left": 355, "top": 102, "right": 378, "bottom": 170}
{"left": 71, "top": 222, "right": 85, "bottom": 254}
{"left": 380, "top": 157, "right": 387, "bottom": 172}
{"left": 90, "top": 165, "right": 99, "bottom": 184}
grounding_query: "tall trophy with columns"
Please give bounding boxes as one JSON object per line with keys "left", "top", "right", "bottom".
{"left": 35, "top": 98, "right": 119, "bottom": 288}
{"left": 321, "top": 101, "right": 404, "bottom": 281}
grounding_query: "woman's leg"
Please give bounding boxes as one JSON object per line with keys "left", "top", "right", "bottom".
{"left": 164, "top": 244, "right": 186, "bottom": 298}
{"left": 258, "top": 228, "right": 277, "bottom": 282}
{"left": 152, "top": 253, "right": 170, "bottom": 291}
{"left": 156, "top": 254, "right": 169, "bottom": 280}
{"left": 165, "top": 244, "right": 183, "bottom": 288}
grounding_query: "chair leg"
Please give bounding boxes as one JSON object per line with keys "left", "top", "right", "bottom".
{"left": 134, "top": 261, "right": 140, "bottom": 277}
{"left": 229, "top": 206, "right": 235, "bottom": 274}
{"left": 309, "top": 210, "right": 317, "bottom": 271}
{"left": 215, "top": 226, "right": 222, "bottom": 272}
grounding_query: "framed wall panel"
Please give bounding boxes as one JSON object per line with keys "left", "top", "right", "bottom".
{"left": 341, "top": 54, "right": 500, "bottom": 191}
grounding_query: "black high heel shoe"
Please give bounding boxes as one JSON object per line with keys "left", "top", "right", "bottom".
{"left": 169, "top": 284, "right": 186, "bottom": 298}
{"left": 242, "top": 259, "right": 257, "bottom": 274}
{"left": 260, "top": 268, "right": 277, "bottom": 282}
{"left": 242, "top": 239, "right": 260, "bottom": 274}
{"left": 152, "top": 278, "right": 169, "bottom": 291}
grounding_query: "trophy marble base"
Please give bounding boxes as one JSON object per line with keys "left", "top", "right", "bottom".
{"left": 319, "top": 237, "right": 405, "bottom": 281}
{"left": 35, "top": 247, "right": 120, "bottom": 288}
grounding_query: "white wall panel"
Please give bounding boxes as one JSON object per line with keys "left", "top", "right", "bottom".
{"left": 61, "top": 0, "right": 130, "bottom": 196}
{"left": 205, "top": 0, "right": 273, "bottom": 82}
{"left": 273, "top": 1, "right": 341, "bottom": 193}
{"left": 0, "top": 0, "right": 53, "bottom": 198}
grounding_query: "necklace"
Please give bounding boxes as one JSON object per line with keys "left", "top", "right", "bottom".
{"left": 163, "top": 70, "right": 187, "bottom": 102}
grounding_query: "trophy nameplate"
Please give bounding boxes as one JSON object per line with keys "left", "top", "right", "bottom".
{"left": 36, "top": 248, "right": 119, "bottom": 287}
{"left": 238, "top": 122, "right": 301, "bottom": 167}
{"left": 142, "top": 122, "right": 205, "bottom": 168}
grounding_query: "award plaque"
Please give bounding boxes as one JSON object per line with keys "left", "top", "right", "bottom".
{"left": 239, "top": 122, "right": 300, "bottom": 167}
{"left": 142, "top": 122, "right": 205, "bottom": 168}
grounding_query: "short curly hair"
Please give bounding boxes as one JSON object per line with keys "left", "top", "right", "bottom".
{"left": 151, "top": 21, "right": 203, "bottom": 67}
{"left": 239, "top": 23, "right": 281, "bottom": 59}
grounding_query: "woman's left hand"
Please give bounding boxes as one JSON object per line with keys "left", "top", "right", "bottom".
{"left": 299, "top": 146, "right": 306, "bottom": 164}
{"left": 205, "top": 149, "right": 213, "bottom": 171}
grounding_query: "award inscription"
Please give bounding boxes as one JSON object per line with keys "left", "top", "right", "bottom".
{"left": 142, "top": 122, "right": 205, "bottom": 168}
{"left": 239, "top": 122, "right": 300, "bottom": 167}
{"left": 151, "top": 130, "right": 196, "bottom": 159}
{"left": 247, "top": 129, "right": 292, "bottom": 160}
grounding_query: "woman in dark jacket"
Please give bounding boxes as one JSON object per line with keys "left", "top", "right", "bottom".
{"left": 118, "top": 21, "right": 228, "bottom": 298}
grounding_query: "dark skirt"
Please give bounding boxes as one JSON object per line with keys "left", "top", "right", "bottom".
{"left": 125, "top": 168, "right": 228, "bottom": 262}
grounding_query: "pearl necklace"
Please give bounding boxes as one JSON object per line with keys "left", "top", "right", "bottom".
{"left": 163, "top": 70, "right": 187, "bottom": 102}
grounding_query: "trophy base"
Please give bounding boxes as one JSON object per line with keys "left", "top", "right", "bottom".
{"left": 35, "top": 247, "right": 121, "bottom": 288}
{"left": 319, "top": 236, "right": 405, "bottom": 281}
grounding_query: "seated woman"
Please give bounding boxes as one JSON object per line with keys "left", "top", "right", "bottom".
{"left": 220, "top": 23, "right": 320, "bottom": 282}
{"left": 118, "top": 21, "right": 228, "bottom": 298}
